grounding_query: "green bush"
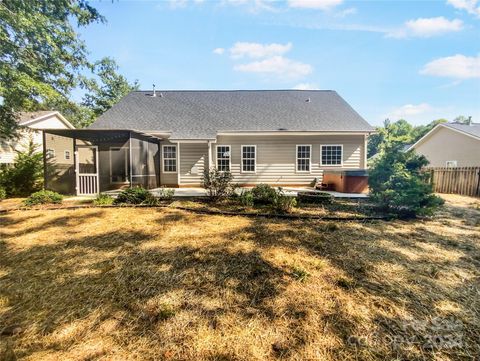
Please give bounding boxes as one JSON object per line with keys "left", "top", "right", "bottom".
{"left": 158, "top": 186, "right": 175, "bottom": 200}
{"left": 93, "top": 193, "right": 114, "bottom": 206}
{"left": 251, "top": 184, "right": 278, "bottom": 205}
{"left": 239, "top": 190, "right": 254, "bottom": 207}
{"left": 0, "top": 140, "right": 43, "bottom": 196}
{"left": 24, "top": 190, "right": 63, "bottom": 206}
{"left": 0, "top": 187, "right": 6, "bottom": 201}
{"left": 297, "top": 191, "right": 333, "bottom": 205}
{"left": 272, "top": 192, "right": 297, "bottom": 213}
{"left": 202, "top": 168, "right": 234, "bottom": 201}
{"left": 369, "top": 143, "right": 444, "bottom": 218}
{"left": 113, "top": 186, "right": 158, "bottom": 205}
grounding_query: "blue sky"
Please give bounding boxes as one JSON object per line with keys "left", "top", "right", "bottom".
{"left": 78, "top": 0, "right": 480, "bottom": 126}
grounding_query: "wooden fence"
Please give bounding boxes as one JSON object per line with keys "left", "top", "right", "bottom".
{"left": 426, "top": 167, "right": 480, "bottom": 197}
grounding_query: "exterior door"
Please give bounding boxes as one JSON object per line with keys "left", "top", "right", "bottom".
{"left": 76, "top": 146, "right": 99, "bottom": 195}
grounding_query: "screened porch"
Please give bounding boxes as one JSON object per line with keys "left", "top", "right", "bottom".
{"left": 43, "top": 129, "right": 161, "bottom": 195}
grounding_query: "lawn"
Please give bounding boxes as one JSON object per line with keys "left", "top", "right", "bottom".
{"left": 0, "top": 194, "right": 479, "bottom": 360}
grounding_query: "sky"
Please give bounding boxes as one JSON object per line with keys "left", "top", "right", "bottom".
{"left": 77, "top": 0, "right": 480, "bottom": 126}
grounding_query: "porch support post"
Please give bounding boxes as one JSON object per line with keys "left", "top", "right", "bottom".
{"left": 363, "top": 134, "right": 368, "bottom": 169}
{"left": 177, "top": 141, "right": 181, "bottom": 186}
{"left": 42, "top": 130, "right": 47, "bottom": 190}
{"left": 129, "top": 131, "right": 133, "bottom": 188}
{"left": 73, "top": 137, "right": 77, "bottom": 195}
{"left": 207, "top": 141, "right": 212, "bottom": 170}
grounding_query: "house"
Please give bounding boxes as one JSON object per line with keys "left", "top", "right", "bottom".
{"left": 42, "top": 90, "right": 373, "bottom": 195}
{"left": 408, "top": 122, "right": 480, "bottom": 167}
{"left": 0, "top": 111, "right": 74, "bottom": 165}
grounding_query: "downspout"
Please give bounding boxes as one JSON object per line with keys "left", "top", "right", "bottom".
{"left": 42, "top": 130, "right": 47, "bottom": 190}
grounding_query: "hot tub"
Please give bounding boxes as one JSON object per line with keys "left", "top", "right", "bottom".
{"left": 321, "top": 170, "right": 369, "bottom": 193}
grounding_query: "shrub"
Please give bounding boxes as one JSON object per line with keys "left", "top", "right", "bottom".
{"left": 114, "top": 186, "right": 158, "bottom": 205}
{"left": 239, "top": 190, "right": 254, "bottom": 207}
{"left": 297, "top": 191, "right": 333, "bottom": 205}
{"left": 93, "top": 193, "right": 114, "bottom": 206}
{"left": 158, "top": 186, "right": 175, "bottom": 200}
{"left": 24, "top": 190, "right": 63, "bottom": 206}
{"left": 0, "top": 187, "right": 6, "bottom": 201}
{"left": 273, "top": 192, "right": 297, "bottom": 213}
{"left": 0, "top": 140, "right": 43, "bottom": 196}
{"left": 202, "top": 168, "right": 234, "bottom": 201}
{"left": 251, "top": 184, "right": 278, "bottom": 205}
{"left": 369, "top": 143, "right": 444, "bottom": 218}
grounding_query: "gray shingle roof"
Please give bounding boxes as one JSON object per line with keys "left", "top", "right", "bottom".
{"left": 444, "top": 122, "right": 480, "bottom": 139}
{"left": 90, "top": 90, "right": 373, "bottom": 139}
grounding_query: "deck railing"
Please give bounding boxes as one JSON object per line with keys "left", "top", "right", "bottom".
{"left": 78, "top": 174, "right": 99, "bottom": 195}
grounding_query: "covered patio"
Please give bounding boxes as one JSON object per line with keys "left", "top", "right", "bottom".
{"left": 43, "top": 129, "right": 162, "bottom": 196}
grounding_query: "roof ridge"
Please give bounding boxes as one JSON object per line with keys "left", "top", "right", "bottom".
{"left": 131, "top": 89, "right": 336, "bottom": 93}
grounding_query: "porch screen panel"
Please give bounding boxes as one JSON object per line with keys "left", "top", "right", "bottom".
{"left": 44, "top": 132, "right": 75, "bottom": 194}
{"left": 130, "top": 133, "right": 160, "bottom": 189}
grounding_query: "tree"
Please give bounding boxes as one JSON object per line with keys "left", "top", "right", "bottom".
{"left": 369, "top": 136, "right": 444, "bottom": 218}
{"left": 0, "top": 0, "right": 104, "bottom": 138}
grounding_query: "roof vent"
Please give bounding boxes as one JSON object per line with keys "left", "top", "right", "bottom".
{"left": 152, "top": 84, "right": 156, "bottom": 97}
{"left": 306, "top": 97, "right": 311, "bottom": 102}
{"left": 278, "top": 127, "right": 287, "bottom": 131}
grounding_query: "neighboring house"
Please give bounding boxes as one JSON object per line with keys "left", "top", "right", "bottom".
{"left": 409, "top": 122, "right": 480, "bottom": 167}
{"left": 43, "top": 90, "right": 373, "bottom": 195}
{"left": 0, "top": 111, "right": 75, "bottom": 165}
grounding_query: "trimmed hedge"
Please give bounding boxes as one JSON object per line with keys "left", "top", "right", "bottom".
{"left": 114, "top": 187, "right": 158, "bottom": 205}
{"left": 297, "top": 191, "right": 334, "bottom": 205}
{"left": 24, "top": 190, "right": 63, "bottom": 206}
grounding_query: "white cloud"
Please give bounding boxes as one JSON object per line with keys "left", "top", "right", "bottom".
{"left": 213, "top": 48, "right": 225, "bottom": 55}
{"left": 387, "top": 17, "right": 463, "bottom": 38}
{"left": 334, "top": 7, "right": 357, "bottom": 17}
{"left": 420, "top": 54, "right": 480, "bottom": 79}
{"left": 388, "top": 103, "right": 433, "bottom": 120}
{"left": 230, "top": 42, "right": 292, "bottom": 59}
{"left": 234, "top": 56, "right": 313, "bottom": 78}
{"left": 168, "top": 0, "right": 188, "bottom": 8}
{"left": 293, "top": 83, "right": 320, "bottom": 90}
{"left": 288, "top": 0, "right": 343, "bottom": 10}
{"left": 447, "top": 0, "right": 480, "bottom": 17}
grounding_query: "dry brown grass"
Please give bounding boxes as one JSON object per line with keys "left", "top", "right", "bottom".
{"left": 0, "top": 195, "right": 479, "bottom": 360}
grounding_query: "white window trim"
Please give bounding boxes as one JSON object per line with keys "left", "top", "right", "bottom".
{"left": 445, "top": 160, "right": 457, "bottom": 168}
{"left": 109, "top": 147, "right": 129, "bottom": 184}
{"left": 46, "top": 149, "right": 55, "bottom": 159}
{"left": 162, "top": 144, "right": 177, "bottom": 173}
{"left": 64, "top": 150, "right": 71, "bottom": 161}
{"left": 296, "top": 144, "right": 312, "bottom": 173}
{"left": 216, "top": 145, "right": 231, "bottom": 172}
{"left": 320, "top": 144, "right": 344, "bottom": 167}
{"left": 241, "top": 145, "right": 257, "bottom": 173}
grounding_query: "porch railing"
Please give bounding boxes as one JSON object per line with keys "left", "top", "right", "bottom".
{"left": 78, "top": 174, "right": 99, "bottom": 195}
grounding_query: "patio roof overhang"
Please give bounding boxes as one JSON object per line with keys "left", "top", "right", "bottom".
{"left": 43, "top": 129, "right": 163, "bottom": 142}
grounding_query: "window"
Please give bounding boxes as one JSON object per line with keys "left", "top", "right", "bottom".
{"left": 446, "top": 160, "right": 457, "bottom": 168}
{"left": 321, "top": 145, "right": 343, "bottom": 166}
{"left": 46, "top": 149, "right": 55, "bottom": 159}
{"left": 110, "top": 147, "right": 128, "bottom": 183}
{"left": 241, "top": 145, "right": 256, "bottom": 173}
{"left": 296, "top": 145, "right": 311, "bottom": 172}
{"left": 64, "top": 150, "right": 71, "bottom": 160}
{"left": 162, "top": 145, "right": 177, "bottom": 173}
{"left": 216, "top": 145, "right": 231, "bottom": 172}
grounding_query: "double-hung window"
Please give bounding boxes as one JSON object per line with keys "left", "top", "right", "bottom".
{"left": 321, "top": 145, "right": 343, "bottom": 166}
{"left": 241, "top": 145, "right": 256, "bottom": 173}
{"left": 296, "top": 145, "right": 311, "bottom": 172}
{"left": 163, "top": 145, "right": 177, "bottom": 173}
{"left": 216, "top": 145, "right": 231, "bottom": 172}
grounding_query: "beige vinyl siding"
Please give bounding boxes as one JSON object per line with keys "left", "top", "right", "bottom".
{"left": 179, "top": 143, "right": 208, "bottom": 186}
{"left": 214, "top": 134, "right": 365, "bottom": 185}
{"left": 414, "top": 126, "right": 480, "bottom": 167}
{"left": 160, "top": 140, "right": 178, "bottom": 186}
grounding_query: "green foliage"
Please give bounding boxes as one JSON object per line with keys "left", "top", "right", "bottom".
{"left": 297, "top": 191, "right": 333, "bottom": 205}
{"left": 93, "top": 193, "right": 114, "bottom": 206}
{"left": 272, "top": 191, "right": 297, "bottom": 213}
{"left": 251, "top": 184, "right": 278, "bottom": 205}
{"left": 239, "top": 190, "right": 254, "bottom": 207}
{"left": 0, "top": 140, "right": 43, "bottom": 196}
{"left": 369, "top": 143, "right": 444, "bottom": 218}
{"left": 157, "top": 186, "right": 175, "bottom": 200}
{"left": 368, "top": 118, "right": 448, "bottom": 159}
{"left": 114, "top": 187, "right": 158, "bottom": 205}
{"left": 0, "top": 186, "right": 6, "bottom": 201}
{"left": 24, "top": 190, "right": 63, "bottom": 206}
{"left": 292, "top": 266, "right": 310, "bottom": 283}
{"left": 202, "top": 169, "right": 234, "bottom": 201}
{"left": 0, "top": 0, "right": 104, "bottom": 138}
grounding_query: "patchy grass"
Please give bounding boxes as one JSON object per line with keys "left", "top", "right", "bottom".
{"left": 0, "top": 195, "right": 479, "bottom": 360}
